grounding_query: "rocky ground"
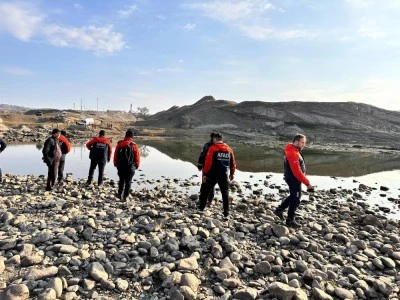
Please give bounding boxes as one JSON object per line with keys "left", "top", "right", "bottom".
{"left": 1, "top": 174, "right": 400, "bottom": 300}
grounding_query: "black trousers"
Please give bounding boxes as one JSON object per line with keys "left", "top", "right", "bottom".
{"left": 199, "top": 183, "right": 215, "bottom": 203}
{"left": 117, "top": 167, "right": 135, "bottom": 198}
{"left": 278, "top": 178, "right": 302, "bottom": 219}
{"left": 199, "top": 175, "right": 229, "bottom": 215}
{"left": 88, "top": 160, "right": 106, "bottom": 184}
{"left": 58, "top": 159, "right": 65, "bottom": 182}
{"left": 47, "top": 159, "right": 60, "bottom": 190}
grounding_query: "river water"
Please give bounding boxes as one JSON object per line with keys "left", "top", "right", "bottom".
{"left": 1, "top": 142, "right": 399, "bottom": 219}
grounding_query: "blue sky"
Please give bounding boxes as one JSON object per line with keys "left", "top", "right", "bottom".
{"left": 0, "top": 0, "right": 400, "bottom": 112}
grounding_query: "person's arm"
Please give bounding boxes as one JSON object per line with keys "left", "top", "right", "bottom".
{"left": 86, "top": 138, "right": 95, "bottom": 150}
{"left": 197, "top": 143, "right": 208, "bottom": 170}
{"left": 202, "top": 146, "right": 215, "bottom": 175}
{"left": 42, "top": 139, "right": 50, "bottom": 156}
{"left": 0, "top": 139, "right": 6, "bottom": 153}
{"left": 65, "top": 138, "right": 71, "bottom": 154}
{"left": 133, "top": 144, "right": 140, "bottom": 168}
{"left": 113, "top": 143, "right": 120, "bottom": 167}
{"left": 59, "top": 136, "right": 71, "bottom": 154}
{"left": 229, "top": 148, "right": 236, "bottom": 180}
{"left": 106, "top": 140, "right": 113, "bottom": 162}
{"left": 286, "top": 151, "right": 310, "bottom": 186}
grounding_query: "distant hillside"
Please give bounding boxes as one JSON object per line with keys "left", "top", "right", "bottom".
{"left": 138, "top": 96, "right": 400, "bottom": 147}
{"left": 0, "top": 104, "right": 30, "bottom": 112}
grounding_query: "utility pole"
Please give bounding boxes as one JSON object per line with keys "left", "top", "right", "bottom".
{"left": 73, "top": 102, "right": 75, "bottom": 110}
{"left": 80, "top": 98, "right": 83, "bottom": 112}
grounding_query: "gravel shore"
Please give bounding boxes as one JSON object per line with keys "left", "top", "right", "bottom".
{"left": 1, "top": 174, "right": 399, "bottom": 299}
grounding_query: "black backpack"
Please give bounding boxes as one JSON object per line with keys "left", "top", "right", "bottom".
{"left": 116, "top": 142, "right": 135, "bottom": 168}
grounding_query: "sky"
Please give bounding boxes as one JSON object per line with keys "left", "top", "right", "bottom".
{"left": 0, "top": 0, "right": 400, "bottom": 113}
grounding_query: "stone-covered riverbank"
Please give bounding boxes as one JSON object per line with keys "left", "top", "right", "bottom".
{"left": 1, "top": 174, "right": 400, "bottom": 299}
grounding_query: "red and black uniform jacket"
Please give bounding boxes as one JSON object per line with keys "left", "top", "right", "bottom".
{"left": 86, "top": 136, "right": 113, "bottom": 163}
{"left": 58, "top": 135, "right": 71, "bottom": 161}
{"left": 203, "top": 142, "right": 236, "bottom": 178}
{"left": 113, "top": 137, "right": 140, "bottom": 168}
{"left": 283, "top": 144, "right": 310, "bottom": 185}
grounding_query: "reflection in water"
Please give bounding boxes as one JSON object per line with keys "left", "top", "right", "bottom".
{"left": 144, "top": 140, "right": 400, "bottom": 177}
{"left": 2, "top": 140, "right": 400, "bottom": 179}
{"left": 1, "top": 142, "right": 400, "bottom": 218}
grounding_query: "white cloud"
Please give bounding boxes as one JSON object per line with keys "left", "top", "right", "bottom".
{"left": 0, "top": 2, "right": 43, "bottom": 41}
{"left": 186, "top": 0, "right": 314, "bottom": 41}
{"left": 0, "top": 2, "right": 125, "bottom": 54}
{"left": 74, "top": 3, "right": 82, "bottom": 10}
{"left": 356, "top": 18, "right": 385, "bottom": 39}
{"left": 43, "top": 25, "right": 125, "bottom": 54}
{"left": 156, "top": 15, "right": 167, "bottom": 20}
{"left": 118, "top": 5, "right": 137, "bottom": 18}
{"left": 0, "top": 66, "right": 33, "bottom": 76}
{"left": 187, "top": 0, "right": 274, "bottom": 22}
{"left": 156, "top": 68, "right": 184, "bottom": 73}
{"left": 183, "top": 23, "right": 196, "bottom": 31}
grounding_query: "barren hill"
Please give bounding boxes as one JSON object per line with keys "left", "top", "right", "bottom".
{"left": 139, "top": 96, "right": 400, "bottom": 147}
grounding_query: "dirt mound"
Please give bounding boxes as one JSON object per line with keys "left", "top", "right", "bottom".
{"left": 138, "top": 97, "right": 400, "bottom": 147}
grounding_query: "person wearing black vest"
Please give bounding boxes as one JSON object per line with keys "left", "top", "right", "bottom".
{"left": 42, "top": 129, "right": 62, "bottom": 191}
{"left": 274, "top": 134, "right": 314, "bottom": 228}
{"left": 86, "top": 130, "right": 113, "bottom": 185}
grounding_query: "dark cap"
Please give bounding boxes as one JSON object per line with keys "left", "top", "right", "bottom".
{"left": 61, "top": 130, "right": 67, "bottom": 136}
{"left": 210, "top": 132, "right": 216, "bottom": 138}
{"left": 125, "top": 130, "right": 134, "bottom": 138}
{"left": 52, "top": 128, "right": 60, "bottom": 135}
{"left": 99, "top": 130, "right": 106, "bottom": 136}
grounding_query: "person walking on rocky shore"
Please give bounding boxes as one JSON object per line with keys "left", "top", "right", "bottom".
{"left": 113, "top": 130, "right": 140, "bottom": 201}
{"left": 42, "top": 129, "right": 62, "bottom": 191}
{"left": 86, "top": 130, "right": 113, "bottom": 186}
{"left": 197, "top": 132, "right": 216, "bottom": 206}
{"left": 198, "top": 133, "right": 236, "bottom": 219}
{"left": 0, "top": 137, "right": 7, "bottom": 183}
{"left": 274, "top": 134, "right": 313, "bottom": 228}
{"left": 57, "top": 130, "right": 71, "bottom": 183}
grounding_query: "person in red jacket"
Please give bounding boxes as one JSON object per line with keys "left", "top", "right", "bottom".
{"left": 86, "top": 130, "right": 113, "bottom": 185}
{"left": 57, "top": 130, "right": 71, "bottom": 183}
{"left": 113, "top": 130, "right": 140, "bottom": 200}
{"left": 274, "top": 134, "right": 314, "bottom": 228}
{"left": 198, "top": 133, "right": 236, "bottom": 218}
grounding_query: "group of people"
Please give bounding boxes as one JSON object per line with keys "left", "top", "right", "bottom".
{"left": 0, "top": 128, "right": 311, "bottom": 228}
{"left": 42, "top": 129, "right": 140, "bottom": 201}
{"left": 196, "top": 132, "right": 313, "bottom": 227}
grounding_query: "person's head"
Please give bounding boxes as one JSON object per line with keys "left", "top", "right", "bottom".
{"left": 51, "top": 128, "right": 60, "bottom": 138}
{"left": 210, "top": 132, "right": 216, "bottom": 140}
{"left": 125, "top": 130, "right": 134, "bottom": 138}
{"left": 61, "top": 130, "right": 67, "bottom": 137}
{"left": 99, "top": 130, "right": 106, "bottom": 137}
{"left": 293, "top": 134, "right": 306, "bottom": 149}
{"left": 213, "top": 132, "right": 223, "bottom": 142}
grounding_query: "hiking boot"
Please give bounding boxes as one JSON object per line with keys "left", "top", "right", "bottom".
{"left": 223, "top": 212, "right": 230, "bottom": 221}
{"left": 286, "top": 218, "right": 301, "bottom": 228}
{"left": 273, "top": 208, "right": 285, "bottom": 220}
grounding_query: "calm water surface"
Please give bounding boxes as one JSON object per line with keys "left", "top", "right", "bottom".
{"left": 1, "top": 142, "right": 399, "bottom": 218}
